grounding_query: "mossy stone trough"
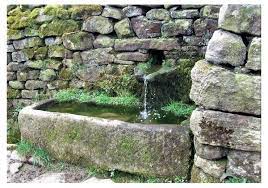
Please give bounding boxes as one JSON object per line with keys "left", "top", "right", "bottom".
{"left": 18, "top": 99, "right": 193, "bottom": 178}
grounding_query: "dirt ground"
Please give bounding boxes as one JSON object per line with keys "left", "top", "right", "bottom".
{"left": 7, "top": 147, "right": 112, "bottom": 183}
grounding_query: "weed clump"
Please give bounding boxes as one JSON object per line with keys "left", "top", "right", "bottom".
{"left": 16, "top": 140, "right": 51, "bottom": 166}
{"left": 54, "top": 89, "right": 140, "bottom": 108}
{"left": 161, "top": 101, "right": 195, "bottom": 117}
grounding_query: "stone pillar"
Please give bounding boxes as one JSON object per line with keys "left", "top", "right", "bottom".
{"left": 189, "top": 5, "right": 261, "bottom": 183}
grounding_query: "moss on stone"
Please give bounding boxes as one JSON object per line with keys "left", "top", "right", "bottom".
{"left": 28, "top": 60, "right": 46, "bottom": 69}
{"left": 23, "top": 27, "right": 40, "bottom": 37}
{"left": 7, "top": 88, "right": 21, "bottom": 99}
{"left": 7, "top": 7, "right": 37, "bottom": 29}
{"left": 43, "top": 5, "right": 70, "bottom": 19}
{"left": 7, "top": 29, "right": 24, "bottom": 40}
{"left": 43, "top": 59, "right": 62, "bottom": 70}
{"left": 176, "top": 59, "right": 198, "bottom": 103}
{"left": 69, "top": 5, "right": 103, "bottom": 20}
{"left": 22, "top": 48, "right": 35, "bottom": 59}
{"left": 59, "top": 68, "right": 74, "bottom": 80}
{"left": 48, "top": 45, "right": 67, "bottom": 58}
{"left": 35, "top": 47, "right": 48, "bottom": 59}
{"left": 63, "top": 127, "right": 81, "bottom": 143}
{"left": 27, "top": 59, "right": 62, "bottom": 70}
{"left": 95, "top": 65, "right": 140, "bottom": 97}
{"left": 119, "top": 137, "right": 138, "bottom": 155}
{"left": 40, "top": 69, "right": 57, "bottom": 81}
{"left": 39, "top": 19, "right": 79, "bottom": 37}
{"left": 28, "top": 8, "right": 41, "bottom": 19}
{"left": 191, "top": 165, "right": 221, "bottom": 183}
{"left": 28, "top": 37, "right": 43, "bottom": 47}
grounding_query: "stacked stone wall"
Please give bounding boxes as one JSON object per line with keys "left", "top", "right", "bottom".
{"left": 7, "top": 4, "right": 220, "bottom": 109}
{"left": 189, "top": 5, "right": 261, "bottom": 183}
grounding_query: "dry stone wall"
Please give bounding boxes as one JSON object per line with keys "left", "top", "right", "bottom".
{"left": 7, "top": 4, "right": 220, "bottom": 109}
{"left": 190, "top": 5, "right": 261, "bottom": 183}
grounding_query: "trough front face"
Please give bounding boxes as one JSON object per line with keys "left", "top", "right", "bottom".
{"left": 18, "top": 100, "right": 193, "bottom": 178}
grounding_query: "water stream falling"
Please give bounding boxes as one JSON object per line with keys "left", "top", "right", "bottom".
{"left": 140, "top": 75, "right": 149, "bottom": 120}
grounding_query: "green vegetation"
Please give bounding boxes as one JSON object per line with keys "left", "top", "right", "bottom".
{"left": 7, "top": 119, "right": 21, "bottom": 144}
{"left": 87, "top": 166, "right": 187, "bottom": 183}
{"left": 54, "top": 89, "right": 140, "bottom": 108}
{"left": 161, "top": 101, "right": 195, "bottom": 117}
{"left": 137, "top": 58, "right": 155, "bottom": 74}
{"left": 17, "top": 140, "right": 52, "bottom": 166}
{"left": 95, "top": 74, "right": 139, "bottom": 97}
{"left": 32, "top": 90, "right": 51, "bottom": 102}
{"left": 39, "top": 19, "right": 79, "bottom": 37}
{"left": 225, "top": 176, "right": 254, "bottom": 183}
{"left": 162, "top": 59, "right": 175, "bottom": 68}
{"left": 7, "top": 103, "right": 24, "bottom": 144}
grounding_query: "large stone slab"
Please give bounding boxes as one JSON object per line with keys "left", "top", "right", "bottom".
{"left": 191, "top": 165, "right": 221, "bottom": 183}
{"left": 114, "top": 38, "right": 180, "bottom": 51}
{"left": 194, "top": 154, "right": 226, "bottom": 178}
{"left": 19, "top": 100, "right": 193, "bottom": 178}
{"left": 245, "top": 37, "right": 261, "bottom": 71}
{"left": 114, "top": 18, "right": 134, "bottom": 38}
{"left": 146, "top": 9, "right": 170, "bottom": 21}
{"left": 190, "top": 108, "right": 261, "bottom": 151}
{"left": 226, "top": 150, "right": 261, "bottom": 182}
{"left": 7, "top": 72, "right": 16, "bottom": 81}
{"left": 205, "top": 30, "right": 247, "bottom": 66}
{"left": 82, "top": 16, "right": 114, "bottom": 34}
{"left": 75, "top": 64, "right": 102, "bottom": 82}
{"left": 161, "top": 19, "right": 193, "bottom": 37}
{"left": 93, "top": 35, "right": 115, "bottom": 48}
{"left": 200, "top": 5, "right": 221, "bottom": 19}
{"left": 102, "top": 6, "right": 123, "bottom": 20}
{"left": 40, "top": 19, "right": 79, "bottom": 37}
{"left": 170, "top": 9, "right": 199, "bottom": 19}
{"left": 194, "top": 18, "right": 218, "bottom": 37}
{"left": 80, "top": 48, "right": 115, "bottom": 64}
{"left": 25, "top": 80, "right": 46, "bottom": 90}
{"left": 218, "top": 5, "right": 261, "bottom": 36}
{"left": 12, "top": 51, "right": 28, "bottom": 62}
{"left": 13, "top": 37, "right": 43, "bottom": 50}
{"left": 9, "top": 81, "right": 24, "bottom": 89}
{"left": 116, "top": 52, "right": 149, "bottom": 62}
{"left": 62, "top": 32, "right": 94, "bottom": 51}
{"left": 190, "top": 60, "right": 261, "bottom": 115}
{"left": 131, "top": 16, "right": 161, "bottom": 38}
{"left": 194, "top": 137, "right": 227, "bottom": 160}
{"left": 122, "top": 6, "right": 144, "bottom": 17}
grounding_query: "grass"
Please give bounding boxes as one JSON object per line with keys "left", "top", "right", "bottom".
{"left": 87, "top": 166, "right": 187, "bottom": 183}
{"left": 16, "top": 139, "right": 52, "bottom": 166}
{"left": 7, "top": 103, "right": 24, "bottom": 144}
{"left": 9, "top": 103, "right": 23, "bottom": 119}
{"left": 161, "top": 101, "right": 195, "bottom": 117}
{"left": 7, "top": 119, "right": 21, "bottom": 144}
{"left": 54, "top": 89, "right": 140, "bottom": 108}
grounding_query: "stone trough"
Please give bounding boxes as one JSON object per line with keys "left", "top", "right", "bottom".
{"left": 18, "top": 99, "right": 193, "bottom": 178}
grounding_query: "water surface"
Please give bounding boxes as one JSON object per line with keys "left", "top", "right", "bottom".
{"left": 41, "top": 102, "right": 186, "bottom": 124}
